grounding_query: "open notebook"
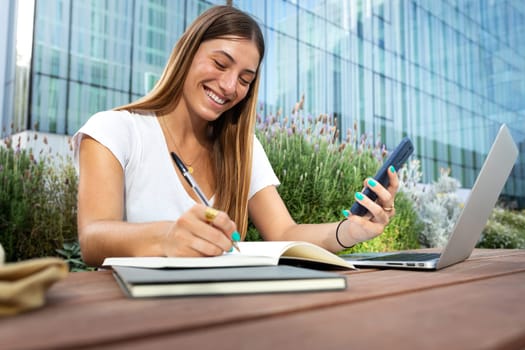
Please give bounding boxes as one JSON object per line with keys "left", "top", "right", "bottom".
{"left": 103, "top": 241, "right": 355, "bottom": 270}
{"left": 342, "top": 124, "right": 519, "bottom": 270}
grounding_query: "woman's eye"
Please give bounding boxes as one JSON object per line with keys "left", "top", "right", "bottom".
{"left": 214, "top": 60, "right": 226, "bottom": 69}
{"left": 239, "top": 77, "right": 251, "bottom": 86}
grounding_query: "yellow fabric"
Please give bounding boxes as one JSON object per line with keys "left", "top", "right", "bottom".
{"left": 0, "top": 257, "right": 68, "bottom": 316}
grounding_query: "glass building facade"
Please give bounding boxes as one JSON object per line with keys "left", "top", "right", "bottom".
{"left": 4, "top": 0, "right": 525, "bottom": 205}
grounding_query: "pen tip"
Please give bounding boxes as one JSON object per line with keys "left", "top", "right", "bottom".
{"left": 232, "top": 241, "right": 241, "bottom": 253}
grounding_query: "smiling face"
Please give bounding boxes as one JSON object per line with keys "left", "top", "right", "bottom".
{"left": 180, "top": 36, "right": 260, "bottom": 123}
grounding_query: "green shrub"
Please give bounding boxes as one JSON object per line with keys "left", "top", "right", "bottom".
{"left": 0, "top": 135, "right": 78, "bottom": 262}
{"left": 478, "top": 207, "right": 525, "bottom": 249}
{"left": 247, "top": 112, "right": 421, "bottom": 252}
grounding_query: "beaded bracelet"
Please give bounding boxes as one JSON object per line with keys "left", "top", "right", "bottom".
{"left": 335, "top": 218, "right": 353, "bottom": 249}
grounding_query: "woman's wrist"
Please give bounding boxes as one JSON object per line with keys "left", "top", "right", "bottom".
{"left": 159, "top": 221, "right": 177, "bottom": 256}
{"left": 335, "top": 219, "right": 354, "bottom": 249}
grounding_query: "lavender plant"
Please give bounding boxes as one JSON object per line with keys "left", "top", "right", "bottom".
{"left": 249, "top": 103, "right": 421, "bottom": 252}
{"left": 0, "top": 133, "right": 78, "bottom": 262}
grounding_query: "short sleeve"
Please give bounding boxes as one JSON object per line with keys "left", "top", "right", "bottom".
{"left": 73, "top": 110, "right": 135, "bottom": 172}
{"left": 249, "top": 135, "right": 280, "bottom": 198}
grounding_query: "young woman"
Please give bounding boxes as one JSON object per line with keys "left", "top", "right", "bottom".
{"left": 74, "top": 5, "right": 398, "bottom": 266}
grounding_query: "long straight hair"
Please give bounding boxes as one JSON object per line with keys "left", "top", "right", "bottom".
{"left": 116, "top": 6, "right": 265, "bottom": 238}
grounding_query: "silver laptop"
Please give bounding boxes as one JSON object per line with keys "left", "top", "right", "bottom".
{"left": 342, "top": 124, "right": 519, "bottom": 270}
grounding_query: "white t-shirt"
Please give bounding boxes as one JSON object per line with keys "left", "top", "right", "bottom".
{"left": 73, "top": 110, "right": 280, "bottom": 222}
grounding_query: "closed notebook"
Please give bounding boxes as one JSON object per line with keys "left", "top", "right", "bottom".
{"left": 112, "top": 265, "right": 347, "bottom": 298}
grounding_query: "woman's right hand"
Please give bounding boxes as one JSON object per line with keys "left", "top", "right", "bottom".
{"left": 162, "top": 204, "right": 238, "bottom": 257}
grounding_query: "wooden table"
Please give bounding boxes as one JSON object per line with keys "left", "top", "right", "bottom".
{"left": 1, "top": 249, "right": 524, "bottom": 350}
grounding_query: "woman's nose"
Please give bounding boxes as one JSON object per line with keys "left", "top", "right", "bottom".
{"left": 218, "top": 71, "right": 237, "bottom": 96}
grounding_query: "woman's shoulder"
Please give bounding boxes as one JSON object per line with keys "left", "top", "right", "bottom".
{"left": 88, "top": 109, "right": 141, "bottom": 123}
{"left": 252, "top": 133, "right": 265, "bottom": 153}
{"left": 83, "top": 109, "right": 157, "bottom": 130}
{"left": 74, "top": 110, "right": 156, "bottom": 167}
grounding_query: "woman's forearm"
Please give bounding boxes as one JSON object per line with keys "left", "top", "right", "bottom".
{"left": 78, "top": 220, "right": 173, "bottom": 267}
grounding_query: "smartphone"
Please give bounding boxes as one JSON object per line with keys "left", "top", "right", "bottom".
{"left": 350, "top": 136, "right": 414, "bottom": 216}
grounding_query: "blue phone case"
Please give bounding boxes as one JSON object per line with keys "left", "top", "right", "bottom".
{"left": 350, "top": 137, "right": 414, "bottom": 216}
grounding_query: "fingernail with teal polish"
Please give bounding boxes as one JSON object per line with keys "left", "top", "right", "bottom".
{"left": 368, "top": 179, "right": 377, "bottom": 187}
{"left": 342, "top": 209, "right": 350, "bottom": 218}
{"left": 355, "top": 192, "right": 364, "bottom": 201}
{"left": 231, "top": 231, "right": 241, "bottom": 242}
{"left": 389, "top": 165, "right": 396, "bottom": 173}
{"left": 228, "top": 247, "right": 233, "bottom": 253}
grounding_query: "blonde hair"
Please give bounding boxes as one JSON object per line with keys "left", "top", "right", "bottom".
{"left": 116, "top": 6, "right": 265, "bottom": 238}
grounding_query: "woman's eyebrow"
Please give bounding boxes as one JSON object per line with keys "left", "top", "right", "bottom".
{"left": 213, "top": 50, "right": 257, "bottom": 75}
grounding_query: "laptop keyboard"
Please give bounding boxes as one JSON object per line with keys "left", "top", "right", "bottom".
{"left": 368, "top": 252, "right": 441, "bottom": 262}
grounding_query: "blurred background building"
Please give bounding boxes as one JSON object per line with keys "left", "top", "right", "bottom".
{"left": 1, "top": 0, "right": 524, "bottom": 206}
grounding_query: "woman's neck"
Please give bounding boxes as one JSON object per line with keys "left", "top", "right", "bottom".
{"left": 162, "top": 105, "right": 210, "bottom": 147}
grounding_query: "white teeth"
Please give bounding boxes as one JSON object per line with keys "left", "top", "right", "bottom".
{"left": 205, "top": 88, "right": 226, "bottom": 105}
